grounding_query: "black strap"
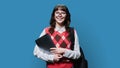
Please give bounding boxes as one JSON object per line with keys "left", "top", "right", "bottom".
{"left": 69, "top": 27, "right": 85, "bottom": 58}
{"left": 69, "top": 27, "right": 75, "bottom": 50}
{"left": 69, "top": 27, "right": 88, "bottom": 68}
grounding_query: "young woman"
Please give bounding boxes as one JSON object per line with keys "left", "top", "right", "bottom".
{"left": 33, "top": 4, "right": 81, "bottom": 68}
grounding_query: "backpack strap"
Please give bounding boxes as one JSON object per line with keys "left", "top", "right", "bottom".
{"left": 69, "top": 27, "right": 86, "bottom": 57}
{"left": 69, "top": 27, "right": 75, "bottom": 50}
{"left": 69, "top": 27, "right": 88, "bottom": 68}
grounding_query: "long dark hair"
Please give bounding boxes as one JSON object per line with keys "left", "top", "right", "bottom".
{"left": 49, "top": 4, "right": 71, "bottom": 34}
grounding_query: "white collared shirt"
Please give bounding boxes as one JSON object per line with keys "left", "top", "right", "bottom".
{"left": 54, "top": 26, "right": 66, "bottom": 33}
{"left": 33, "top": 26, "right": 81, "bottom": 62}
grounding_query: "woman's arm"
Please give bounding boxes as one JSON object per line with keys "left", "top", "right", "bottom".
{"left": 62, "top": 29, "right": 81, "bottom": 59}
{"left": 33, "top": 29, "right": 54, "bottom": 62}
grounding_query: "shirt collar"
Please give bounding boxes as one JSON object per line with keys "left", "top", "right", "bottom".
{"left": 55, "top": 26, "right": 66, "bottom": 33}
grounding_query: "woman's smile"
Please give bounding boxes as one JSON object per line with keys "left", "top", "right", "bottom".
{"left": 54, "top": 9, "right": 66, "bottom": 25}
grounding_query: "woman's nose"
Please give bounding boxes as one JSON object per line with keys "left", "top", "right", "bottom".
{"left": 58, "top": 13, "right": 62, "bottom": 16}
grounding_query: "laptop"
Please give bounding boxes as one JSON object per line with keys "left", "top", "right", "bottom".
{"left": 35, "top": 34, "right": 56, "bottom": 53}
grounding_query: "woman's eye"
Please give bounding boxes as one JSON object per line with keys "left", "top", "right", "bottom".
{"left": 56, "top": 12, "right": 59, "bottom": 14}
{"left": 61, "top": 12, "right": 66, "bottom": 14}
{"left": 55, "top": 11, "right": 66, "bottom": 15}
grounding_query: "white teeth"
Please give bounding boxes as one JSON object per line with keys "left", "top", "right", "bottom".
{"left": 57, "top": 17, "right": 63, "bottom": 19}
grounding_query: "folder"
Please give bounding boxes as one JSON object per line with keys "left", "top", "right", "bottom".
{"left": 35, "top": 34, "right": 56, "bottom": 53}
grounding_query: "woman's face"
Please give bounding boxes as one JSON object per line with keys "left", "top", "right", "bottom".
{"left": 54, "top": 9, "right": 66, "bottom": 26}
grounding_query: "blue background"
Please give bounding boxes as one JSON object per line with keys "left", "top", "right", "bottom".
{"left": 0, "top": 0, "right": 120, "bottom": 68}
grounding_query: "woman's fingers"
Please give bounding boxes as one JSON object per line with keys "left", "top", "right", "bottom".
{"left": 58, "top": 54, "right": 63, "bottom": 58}
{"left": 50, "top": 48, "right": 56, "bottom": 50}
{"left": 50, "top": 47, "right": 66, "bottom": 54}
{"left": 50, "top": 48, "right": 57, "bottom": 53}
{"left": 53, "top": 54, "right": 63, "bottom": 62}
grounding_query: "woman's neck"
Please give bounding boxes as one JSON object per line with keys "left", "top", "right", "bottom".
{"left": 55, "top": 23, "right": 64, "bottom": 29}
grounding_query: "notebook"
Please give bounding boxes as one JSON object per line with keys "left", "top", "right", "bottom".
{"left": 35, "top": 34, "right": 56, "bottom": 53}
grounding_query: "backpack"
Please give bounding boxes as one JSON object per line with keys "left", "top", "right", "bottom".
{"left": 69, "top": 27, "right": 88, "bottom": 68}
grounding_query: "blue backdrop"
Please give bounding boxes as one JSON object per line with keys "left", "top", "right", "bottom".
{"left": 0, "top": 0, "right": 120, "bottom": 68}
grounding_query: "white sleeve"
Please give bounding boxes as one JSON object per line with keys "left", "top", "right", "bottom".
{"left": 63, "top": 30, "right": 81, "bottom": 59}
{"left": 33, "top": 29, "right": 54, "bottom": 62}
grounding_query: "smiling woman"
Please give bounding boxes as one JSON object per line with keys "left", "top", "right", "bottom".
{"left": 54, "top": 9, "right": 66, "bottom": 26}
{"left": 33, "top": 4, "right": 81, "bottom": 68}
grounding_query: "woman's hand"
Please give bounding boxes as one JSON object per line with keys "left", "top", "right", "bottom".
{"left": 53, "top": 54, "right": 62, "bottom": 62}
{"left": 51, "top": 48, "right": 66, "bottom": 62}
{"left": 50, "top": 48, "right": 66, "bottom": 54}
